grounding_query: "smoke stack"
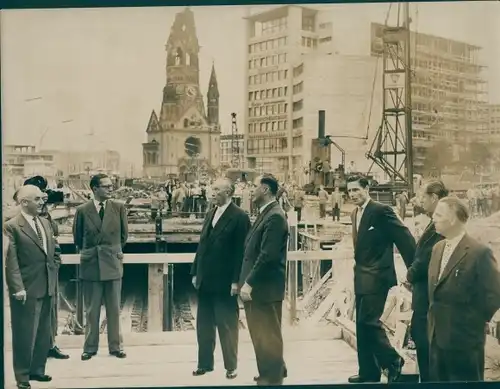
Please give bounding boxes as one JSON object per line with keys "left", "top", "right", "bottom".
{"left": 318, "top": 110, "right": 325, "bottom": 139}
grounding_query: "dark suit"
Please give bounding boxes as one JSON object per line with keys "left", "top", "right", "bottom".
{"left": 190, "top": 202, "right": 251, "bottom": 371}
{"left": 72, "top": 200, "right": 128, "bottom": 353}
{"left": 4, "top": 214, "right": 60, "bottom": 383}
{"left": 351, "top": 199, "right": 416, "bottom": 380}
{"left": 239, "top": 201, "right": 289, "bottom": 384}
{"left": 428, "top": 234, "right": 500, "bottom": 382}
{"left": 406, "top": 220, "right": 443, "bottom": 382}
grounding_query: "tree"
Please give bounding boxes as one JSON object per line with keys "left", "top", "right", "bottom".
{"left": 422, "top": 140, "right": 452, "bottom": 175}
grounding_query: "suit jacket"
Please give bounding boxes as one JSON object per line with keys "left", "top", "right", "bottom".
{"left": 407, "top": 220, "right": 444, "bottom": 314}
{"left": 239, "top": 201, "right": 289, "bottom": 302}
{"left": 190, "top": 202, "right": 251, "bottom": 294}
{"left": 351, "top": 199, "right": 416, "bottom": 295}
{"left": 72, "top": 200, "right": 128, "bottom": 281}
{"left": 4, "top": 213, "right": 60, "bottom": 298}
{"left": 428, "top": 234, "right": 500, "bottom": 350}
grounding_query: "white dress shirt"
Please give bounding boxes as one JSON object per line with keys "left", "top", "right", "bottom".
{"left": 94, "top": 199, "right": 107, "bottom": 212}
{"left": 212, "top": 200, "right": 231, "bottom": 227}
{"left": 438, "top": 232, "right": 465, "bottom": 279}
{"left": 356, "top": 197, "right": 370, "bottom": 231}
{"left": 21, "top": 210, "right": 47, "bottom": 253}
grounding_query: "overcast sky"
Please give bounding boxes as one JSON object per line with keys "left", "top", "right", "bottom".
{"left": 2, "top": 2, "right": 498, "bottom": 167}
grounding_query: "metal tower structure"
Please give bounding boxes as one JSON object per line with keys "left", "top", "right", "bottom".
{"left": 366, "top": 3, "right": 414, "bottom": 195}
{"left": 230, "top": 112, "right": 240, "bottom": 168}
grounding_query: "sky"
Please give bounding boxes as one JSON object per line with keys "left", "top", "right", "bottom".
{"left": 2, "top": 2, "right": 499, "bottom": 168}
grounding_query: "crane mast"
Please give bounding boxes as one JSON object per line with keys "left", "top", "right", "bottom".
{"left": 366, "top": 2, "right": 414, "bottom": 196}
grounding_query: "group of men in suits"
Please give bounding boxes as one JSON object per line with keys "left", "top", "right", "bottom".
{"left": 347, "top": 175, "right": 500, "bottom": 383}
{"left": 191, "top": 174, "right": 289, "bottom": 386}
{"left": 5, "top": 173, "right": 129, "bottom": 389}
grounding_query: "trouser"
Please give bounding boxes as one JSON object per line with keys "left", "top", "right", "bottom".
{"left": 355, "top": 292, "right": 400, "bottom": 380}
{"left": 10, "top": 295, "right": 52, "bottom": 383}
{"left": 49, "top": 280, "right": 59, "bottom": 349}
{"left": 332, "top": 204, "right": 340, "bottom": 221}
{"left": 294, "top": 207, "right": 302, "bottom": 222}
{"left": 319, "top": 203, "right": 326, "bottom": 218}
{"left": 82, "top": 279, "right": 123, "bottom": 353}
{"left": 196, "top": 290, "right": 239, "bottom": 371}
{"left": 410, "top": 312, "right": 430, "bottom": 382}
{"left": 244, "top": 300, "right": 286, "bottom": 384}
{"left": 429, "top": 337, "right": 484, "bottom": 382}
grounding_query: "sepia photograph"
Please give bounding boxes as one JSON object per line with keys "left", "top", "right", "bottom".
{"left": 2, "top": 1, "right": 500, "bottom": 388}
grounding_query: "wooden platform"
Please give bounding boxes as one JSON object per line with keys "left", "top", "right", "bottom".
{"left": 4, "top": 326, "right": 359, "bottom": 388}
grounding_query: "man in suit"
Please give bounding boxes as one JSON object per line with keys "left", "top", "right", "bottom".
{"left": 239, "top": 174, "right": 289, "bottom": 386}
{"left": 428, "top": 196, "right": 500, "bottom": 382}
{"left": 190, "top": 178, "right": 251, "bottom": 379}
{"left": 4, "top": 185, "right": 60, "bottom": 389}
{"left": 347, "top": 175, "right": 416, "bottom": 383}
{"left": 406, "top": 180, "right": 448, "bottom": 382}
{"left": 72, "top": 173, "right": 128, "bottom": 361}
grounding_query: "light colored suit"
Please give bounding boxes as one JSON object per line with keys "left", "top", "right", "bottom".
{"left": 4, "top": 213, "right": 59, "bottom": 383}
{"left": 72, "top": 200, "right": 128, "bottom": 353}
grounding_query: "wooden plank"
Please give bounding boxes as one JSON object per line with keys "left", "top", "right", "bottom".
{"left": 147, "top": 264, "right": 164, "bottom": 332}
{"left": 298, "top": 268, "right": 332, "bottom": 311}
{"left": 120, "top": 295, "right": 135, "bottom": 333}
{"left": 59, "top": 249, "right": 349, "bottom": 265}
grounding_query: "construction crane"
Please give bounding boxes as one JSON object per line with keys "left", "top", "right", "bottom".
{"left": 366, "top": 2, "right": 414, "bottom": 196}
{"left": 230, "top": 112, "right": 240, "bottom": 168}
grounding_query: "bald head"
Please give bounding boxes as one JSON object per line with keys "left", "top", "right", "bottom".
{"left": 17, "top": 185, "right": 45, "bottom": 216}
{"left": 212, "top": 177, "right": 234, "bottom": 206}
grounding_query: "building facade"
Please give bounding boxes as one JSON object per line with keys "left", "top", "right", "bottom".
{"left": 485, "top": 104, "right": 500, "bottom": 143}
{"left": 220, "top": 133, "right": 245, "bottom": 169}
{"left": 3, "top": 145, "right": 55, "bottom": 178}
{"left": 41, "top": 149, "right": 121, "bottom": 177}
{"left": 142, "top": 8, "right": 221, "bottom": 179}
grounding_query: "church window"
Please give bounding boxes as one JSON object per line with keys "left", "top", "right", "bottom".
{"left": 175, "top": 48, "right": 183, "bottom": 65}
{"left": 184, "top": 118, "right": 189, "bottom": 128}
{"left": 182, "top": 24, "right": 186, "bottom": 31}
{"left": 186, "top": 53, "right": 191, "bottom": 66}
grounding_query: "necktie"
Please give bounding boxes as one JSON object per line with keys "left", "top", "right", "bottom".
{"left": 33, "top": 217, "right": 44, "bottom": 248}
{"left": 439, "top": 241, "right": 453, "bottom": 279}
{"left": 99, "top": 202, "right": 105, "bottom": 220}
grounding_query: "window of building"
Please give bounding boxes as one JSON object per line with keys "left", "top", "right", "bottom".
{"left": 293, "top": 64, "right": 304, "bottom": 77}
{"left": 319, "top": 22, "right": 332, "bottom": 29}
{"left": 293, "top": 100, "right": 303, "bottom": 112}
{"left": 292, "top": 117, "right": 303, "bottom": 129}
{"left": 293, "top": 82, "right": 303, "bottom": 94}
{"left": 302, "top": 15, "right": 315, "bottom": 32}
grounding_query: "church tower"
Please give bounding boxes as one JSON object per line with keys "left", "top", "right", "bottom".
{"left": 142, "top": 7, "right": 221, "bottom": 179}
{"left": 207, "top": 63, "right": 219, "bottom": 126}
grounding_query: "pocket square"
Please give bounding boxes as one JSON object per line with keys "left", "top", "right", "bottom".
{"left": 368, "top": 226, "right": 375, "bottom": 231}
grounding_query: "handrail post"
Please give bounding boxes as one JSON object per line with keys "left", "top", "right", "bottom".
{"left": 287, "top": 211, "right": 298, "bottom": 325}
{"left": 163, "top": 263, "right": 174, "bottom": 331}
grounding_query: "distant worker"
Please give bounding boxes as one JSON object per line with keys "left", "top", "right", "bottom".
{"left": 317, "top": 186, "right": 328, "bottom": 219}
{"left": 239, "top": 174, "right": 289, "bottom": 386}
{"left": 72, "top": 173, "right": 128, "bottom": 361}
{"left": 428, "top": 197, "right": 500, "bottom": 382}
{"left": 190, "top": 178, "right": 251, "bottom": 380}
{"left": 292, "top": 185, "right": 306, "bottom": 222}
{"left": 331, "top": 186, "right": 343, "bottom": 222}
{"left": 346, "top": 175, "right": 416, "bottom": 383}
{"left": 406, "top": 180, "right": 448, "bottom": 382}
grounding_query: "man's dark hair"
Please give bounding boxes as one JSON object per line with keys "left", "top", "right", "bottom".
{"left": 90, "top": 173, "right": 110, "bottom": 191}
{"left": 425, "top": 180, "right": 449, "bottom": 199}
{"left": 23, "top": 175, "right": 48, "bottom": 191}
{"left": 347, "top": 175, "right": 370, "bottom": 189}
{"left": 260, "top": 173, "right": 279, "bottom": 196}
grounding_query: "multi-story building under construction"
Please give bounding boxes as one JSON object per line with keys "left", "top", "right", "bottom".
{"left": 371, "top": 22, "right": 488, "bottom": 174}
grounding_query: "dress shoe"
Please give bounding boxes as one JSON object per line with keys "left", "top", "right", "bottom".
{"left": 347, "top": 375, "right": 380, "bottom": 383}
{"left": 226, "top": 370, "right": 237, "bottom": 379}
{"left": 387, "top": 357, "right": 405, "bottom": 383}
{"left": 81, "top": 352, "right": 96, "bottom": 361}
{"left": 29, "top": 374, "right": 52, "bottom": 382}
{"left": 110, "top": 350, "right": 127, "bottom": 358}
{"left": 48, "top": 346, "right": 70, "bottom": 359}
{"left": 16, "top": 382, "right": 31, "bottom": 389}
{"left": 192, "top": 368, "right": 213, "bottom": 376}
{"left": 254, "top": 367, "right": 287, "bottom": 381}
